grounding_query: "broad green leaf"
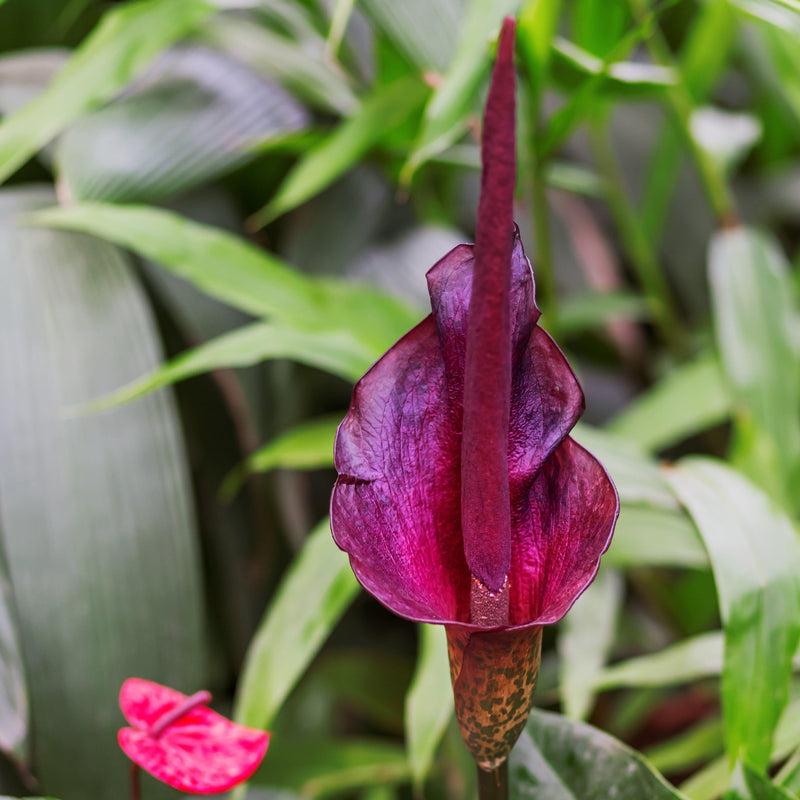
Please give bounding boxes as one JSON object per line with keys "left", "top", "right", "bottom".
{"left": 204, "top": 15, "right": 357, "bottom": 115}
{"left": 606, "top": 505, "right": 708, "bottom": 570}
{"left": 405, "top": 624, "right": 453, "bottom": 787}
{"left": 27, "top": 203, "right": 418, "bottom": 358}
{"left": 221, "top": 414, "right": 340, "bottom": 501}
{"left": 0, "top": 187, "right": 206, "bottom": 798}
{"left": 709, "top": 228, "right": 800, "bottom": 506}
{"left": 557, "top": 290, "right": 650, "bottom": 335}
{"left": 401, "top": 0, "right": 523, "bottom": 182}
{"left": 550, "top": 38, "right": 676, "bottom": 97}
{"left": 510, "top": 709, "right": 688, "bottom": 799}
{"left": 234, "top": 519, "right": 360, "bottom": 729}
{"left": 666, "top": 459, "right": 800, "bottom": 770}
{"left": 252, "top": 738, "right": 412, "bottom": 796}
{"left": 595, "top": 632, "right": 723, "bottom": 690}
{"left": 0, "top": 541, "right": 27, "bottom": 768}
{"left": 558, "top": 569, "right": 623, "bottom": 720}
{"left": 359, "top": 0, "right": 464, "bottom": 71}
{"left": 0, "top": 0, "right": 215, "bottom": 185}
{"left": 608, "top": 353, "right": 731, "bottom": 453}
{"left": 252, "top": 76, "right": 429, "bottom": 226}
{"left": 646, "top": 718, "right": 724, "bottom": 775}
{"left": 88, "top": 322, "right": 371, "bottom": 408}
{"left": 55, "top": 46, "right": 309, "bottom": 203}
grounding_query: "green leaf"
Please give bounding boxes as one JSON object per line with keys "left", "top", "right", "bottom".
{"left": 729, "top": 763, "right": 798, "bottom": 800}
{"left": 517, "top": 0, "right": 563, "bottom": 102}
{"left": 221, "top": 414, "right": 340, "bottom": 501}
{"left": 550, "top": 38, "right": 676, "bottom": 97}
{"left": 27, "top": 203, "right": 418, "bottom": 358}
{"left": 405, "top": 624, "right": 453, "bottom": 788}
{"left": 0, "top": 0, "right": 215, "bottom": 185}
{"left": 0, "top": 542, "right": 28, "bottom": 769}
{"left": 646, "top": 718, "right": 725, "bottom": 775}
{"left": 571, "top": 0, "right": 628, "bottom": 57}
{"left": 252, "top": 737, "right": 412, "bottom": 796}
{"left": 54, "top": 46, "right": 309, "bottom": 203}
{"left": 572, "top": 424, "right": 679, "bottom": 508}
{"left": 608, "top": 353, "right": 731, "bottom": 453}
{"left": 0, "top": 50, "right": 68, "bottom": 119}
{"left": 252, "top": 76, "right": 429, "bottom": 226}
{"left": 606, "top": 505, "right": 708, "bottom": 570}
{"left": 557, "top": 290, "right": 650, "bottom": 336}
{"left": 359, "top": 0, "right": 464, "bottom": 71}
{"left": 401, "top": 0, "right": 523, "bottom": 182}
{"left": 0, "top": 187, "right": 206, "bottom": 797}
{"left": 558, "top": 569, "right": 623, "bottom": 720}
{"left": 204, "top": 14, "right": 357, "bottom": 115}
{"left": 234, "top": 519, "right": 360, "bottom": 730}
{"left": 87, "top": 322, "right": 371, "bottom": 408}
{"left": 665, "top": 459, "right": 800, "bottom": 771}
{"left": 709, "top": 227, "right": 800, "bottom": 506}
{"left": 510, "top": 709, "right": 688, "bottom": 799}
{"left": 595, "top": 632, "right": 723, "bottom": 690}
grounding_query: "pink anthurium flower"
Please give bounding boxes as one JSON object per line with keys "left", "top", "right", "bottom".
{"left": 330, "top": 18, "right": 618, "bottom": 773}
{"left": 118, "top": 678, "right": 269, "bottom": 796}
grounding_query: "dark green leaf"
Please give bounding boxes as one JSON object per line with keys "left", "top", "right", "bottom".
{"left": 234, "top": 519, "right": 360, "bottom": 730}
{"left": 252, "top": 76, "right": 429, "bottom": 226}
{"left": 401, "top": 0, "right": 524, "bottom": 182}
{"left": 205, "top": 14, "right": 357, "bottom": 115}
{"left": 666, "top": 459, "right": 800, "bottom": 770}
{"left": 87, "top": 322, "right": 370, "bottom": 409}
{"left": 595, "top": 632, "right": 723, "bottom": 690}
{"left": 608, "top": 353, "right": 731, "bottom": 453}
{"left": 253, "top": 737, "right": 411, "bottom": 796}
{"left": 55, "top": 46, "right": 309, "bottom": 203}
{"left": 0, "top": 187, "right": 206, "bottom": 798}
{"left": 510, "top": 709, "right": 688, "bottom": 799}
{"left": 0, "top": 0, "right": 215, "bottom": 184}
{"left": 709, "top": 227, "right": 800, "bottom": 506}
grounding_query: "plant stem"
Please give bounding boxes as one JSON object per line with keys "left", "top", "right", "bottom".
{"left": 477, "top": 761, "right": 509, "bottom": 800}
{"left": 130, "top": 763, "right": 141, "bottom": 800}
{"left": 532, "top": 153, "right": 557, "bottom": 322}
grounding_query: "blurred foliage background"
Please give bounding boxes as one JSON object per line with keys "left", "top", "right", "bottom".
{"left": 0, "top": 0, "right": 800, "bottom": 798}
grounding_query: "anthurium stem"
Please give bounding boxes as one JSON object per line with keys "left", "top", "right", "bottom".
{"left": 130, "top": 763, "right": 141, "bottom": 800}
{"left": 477, "top": 761, "right": 509, "bottom": 800}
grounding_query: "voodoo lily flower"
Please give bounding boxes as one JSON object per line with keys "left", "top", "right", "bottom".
{"left": 118, "top": 678, "right": 269, "bottom": 794}
{"left": 331, "top": 18, "right": 618, "bottom": 772}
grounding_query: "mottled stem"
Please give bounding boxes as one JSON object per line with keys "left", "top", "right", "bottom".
{"left": 150, "top": 690, "right": 212, "bottom": 739}
{"left": 477, "top": 761, "right": 509, "bottom": 800}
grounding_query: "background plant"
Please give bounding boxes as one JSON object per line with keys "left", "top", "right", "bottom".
{"left": 0, "top": 0, "right": 799, "bottom": 799}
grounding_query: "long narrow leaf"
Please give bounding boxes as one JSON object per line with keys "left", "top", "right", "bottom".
{"left": 0, "top": 0, "right": 215, "bottom": 184}
{"left": 666, "top": 459, "right": 800, "bottom": 771}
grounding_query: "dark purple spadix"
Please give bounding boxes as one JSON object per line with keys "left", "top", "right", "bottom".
{"left": 462, "top": 16, "right": 516, "bottom": 606}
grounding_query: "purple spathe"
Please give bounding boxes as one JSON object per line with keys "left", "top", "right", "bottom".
{"left": 330, "top": 232, "right": 619, "bottom": 632}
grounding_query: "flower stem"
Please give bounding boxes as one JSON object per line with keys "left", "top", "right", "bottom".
{"left": 477, "top": 761, "right": 509, "bottom": 800}
{"left": 130, "top": 763, "right": 141, "bottom": 800}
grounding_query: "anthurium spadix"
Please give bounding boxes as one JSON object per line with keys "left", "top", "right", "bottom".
{"left": 331, "top": 17, "right": 618, "bottom": 775}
